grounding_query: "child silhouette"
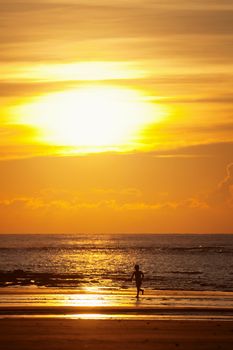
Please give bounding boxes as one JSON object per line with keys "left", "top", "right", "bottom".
{"left": 131, "top": 264, "right": 144, "bottom": 298}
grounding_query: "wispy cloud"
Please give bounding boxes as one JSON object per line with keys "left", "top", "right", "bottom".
{"left": 0, "top": 194, "right": 208, "bottom": 212}
{"left": 0, "top": 161, "right": 232, "bottom": 233}
{"left": 1, "top": 163, "right": 231, "bottom": 210}
{"left": 0, "top": 0, "right": 232, "bottom": 159}
{"left": 208, "top": 163, "right": 233, "bottom": 207}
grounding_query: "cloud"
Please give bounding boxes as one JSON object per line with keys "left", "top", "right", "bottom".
{"left": 0, "top": 190, "right": 208, "bottom": 213}
{"left": 207, "top": 163, "right": 233, "bottom": 207}
{"left": 0, "top": 143, "right": 74, "bottom": 161}
{"left": 0, "top": 2, "right": 232, "bottom": 162}
{"left": 0, "top": 81, "right": 72, "bottom": 97}
{"left": 1, "top": 2, "right": 232, "bottom": 49}
{"left": 217, "top": 163, "right": 233, "bottom": 203}
{"left": 1, "top": 34, "right": 233, "bottom": 65}
{"left": 0, "top": 124, "right": 39, "bottom": 142}
{"left": 0, "top": 136, "right": 232, "bottom": 161}
{"left": 1, "top": 161, "right": 233, "bottom": 233}
{"left": 112, "top": 197, "right": 208, "bottom": 211}
{"left": 148, "top": 142, "right": 233, "bottom": 158}
{"left": 157, "top": 94, "right": 233, "bottom": 105}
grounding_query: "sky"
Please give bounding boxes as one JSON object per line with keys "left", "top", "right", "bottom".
{"left": 0, "top": 0, "right": 233, "bottom": 233}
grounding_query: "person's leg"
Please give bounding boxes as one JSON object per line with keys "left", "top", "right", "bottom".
{"left": 137, "top": 281, "right": 144, "bottom": 295}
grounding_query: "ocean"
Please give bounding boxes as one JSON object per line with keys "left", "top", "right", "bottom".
{"left": 1, "top": 233, "right": 233, "bottom": 292}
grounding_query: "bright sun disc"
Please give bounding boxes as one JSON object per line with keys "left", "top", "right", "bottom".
{"left": 15, "top": 86, "right": 167, "bottom": 153}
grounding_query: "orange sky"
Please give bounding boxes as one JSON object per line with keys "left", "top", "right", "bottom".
{"left": 0, "top": 0, "right": 233, "bottom": 233}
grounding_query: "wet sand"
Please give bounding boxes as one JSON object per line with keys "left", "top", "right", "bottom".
{"left": 0, "top": 318, "right": 233, "bottom": 350}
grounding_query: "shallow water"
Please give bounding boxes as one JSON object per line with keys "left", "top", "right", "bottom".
{"left": 1, "top": 288, "right": 233, "bottom": 320}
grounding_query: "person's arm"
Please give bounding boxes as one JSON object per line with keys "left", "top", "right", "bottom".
{"left": 141, "top": 271, "right": 144, "bottom": 280}
{"left": 130, "top": 271, "right": 135, "bottom": 281}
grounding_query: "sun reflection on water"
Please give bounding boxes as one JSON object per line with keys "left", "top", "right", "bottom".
{"left": 63, "top": 294, "right": 108, "bottom": 307}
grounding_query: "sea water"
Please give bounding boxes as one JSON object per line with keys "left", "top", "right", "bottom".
{"left": 1, "top": 234, "right": 233, "bottom": 292}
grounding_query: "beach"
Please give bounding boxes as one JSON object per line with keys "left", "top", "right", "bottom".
{"left": 1, "top": 318, "right": 233, "bottom": 350}
{"left": 1, "top": 288, "right": 233, "bottom": 349}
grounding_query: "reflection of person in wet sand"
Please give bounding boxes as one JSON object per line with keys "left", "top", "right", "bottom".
{"left": 131, "top": 264, "right": 144, "bottom": 298}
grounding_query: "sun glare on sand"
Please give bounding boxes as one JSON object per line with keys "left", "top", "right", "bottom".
{"left": 16, "top": 86, "right": 167, "bottom": 154}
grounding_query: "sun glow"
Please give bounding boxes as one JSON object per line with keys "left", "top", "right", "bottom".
{"left": 14, "top": 86, "right": 167, "bottom": 153}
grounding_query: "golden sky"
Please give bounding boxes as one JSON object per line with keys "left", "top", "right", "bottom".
{"left": 0, "top": 0, "right": 233, "bottom": 233}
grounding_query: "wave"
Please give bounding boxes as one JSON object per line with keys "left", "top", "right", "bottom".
{"left": 0, "top": 246, "right": 143, "bottom": 251}
{"left": 0, "top": 246, "right": 232, "bottom": 253}
{"left": 169, "top": 271, "right": 202, "bottom": 275}
{"left": 1, "top": 269, "right": 232, "bottom": 292}
{"left": 0, "top": 270, "right": 88, "bottom": 288}
{"left": 0, "top": 270, "right": 131, "bottom": 288}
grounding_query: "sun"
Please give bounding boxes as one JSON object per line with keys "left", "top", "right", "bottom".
{"left": 15, "top": 86, "right": 167, "bottom": 153}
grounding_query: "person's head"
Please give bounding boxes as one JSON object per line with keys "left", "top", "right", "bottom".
{"left": 135, "top": 264, "right": 139, "bottom": 271}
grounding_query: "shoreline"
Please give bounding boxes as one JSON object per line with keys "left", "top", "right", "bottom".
{"left": 1, "top": 286, "right": 232, "bottom": 294}
{"left": 1, "top": 288, "right": 233, "bottom": 320}
{"left": 1, "top": 306, "right": 233, "bottom": 321}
